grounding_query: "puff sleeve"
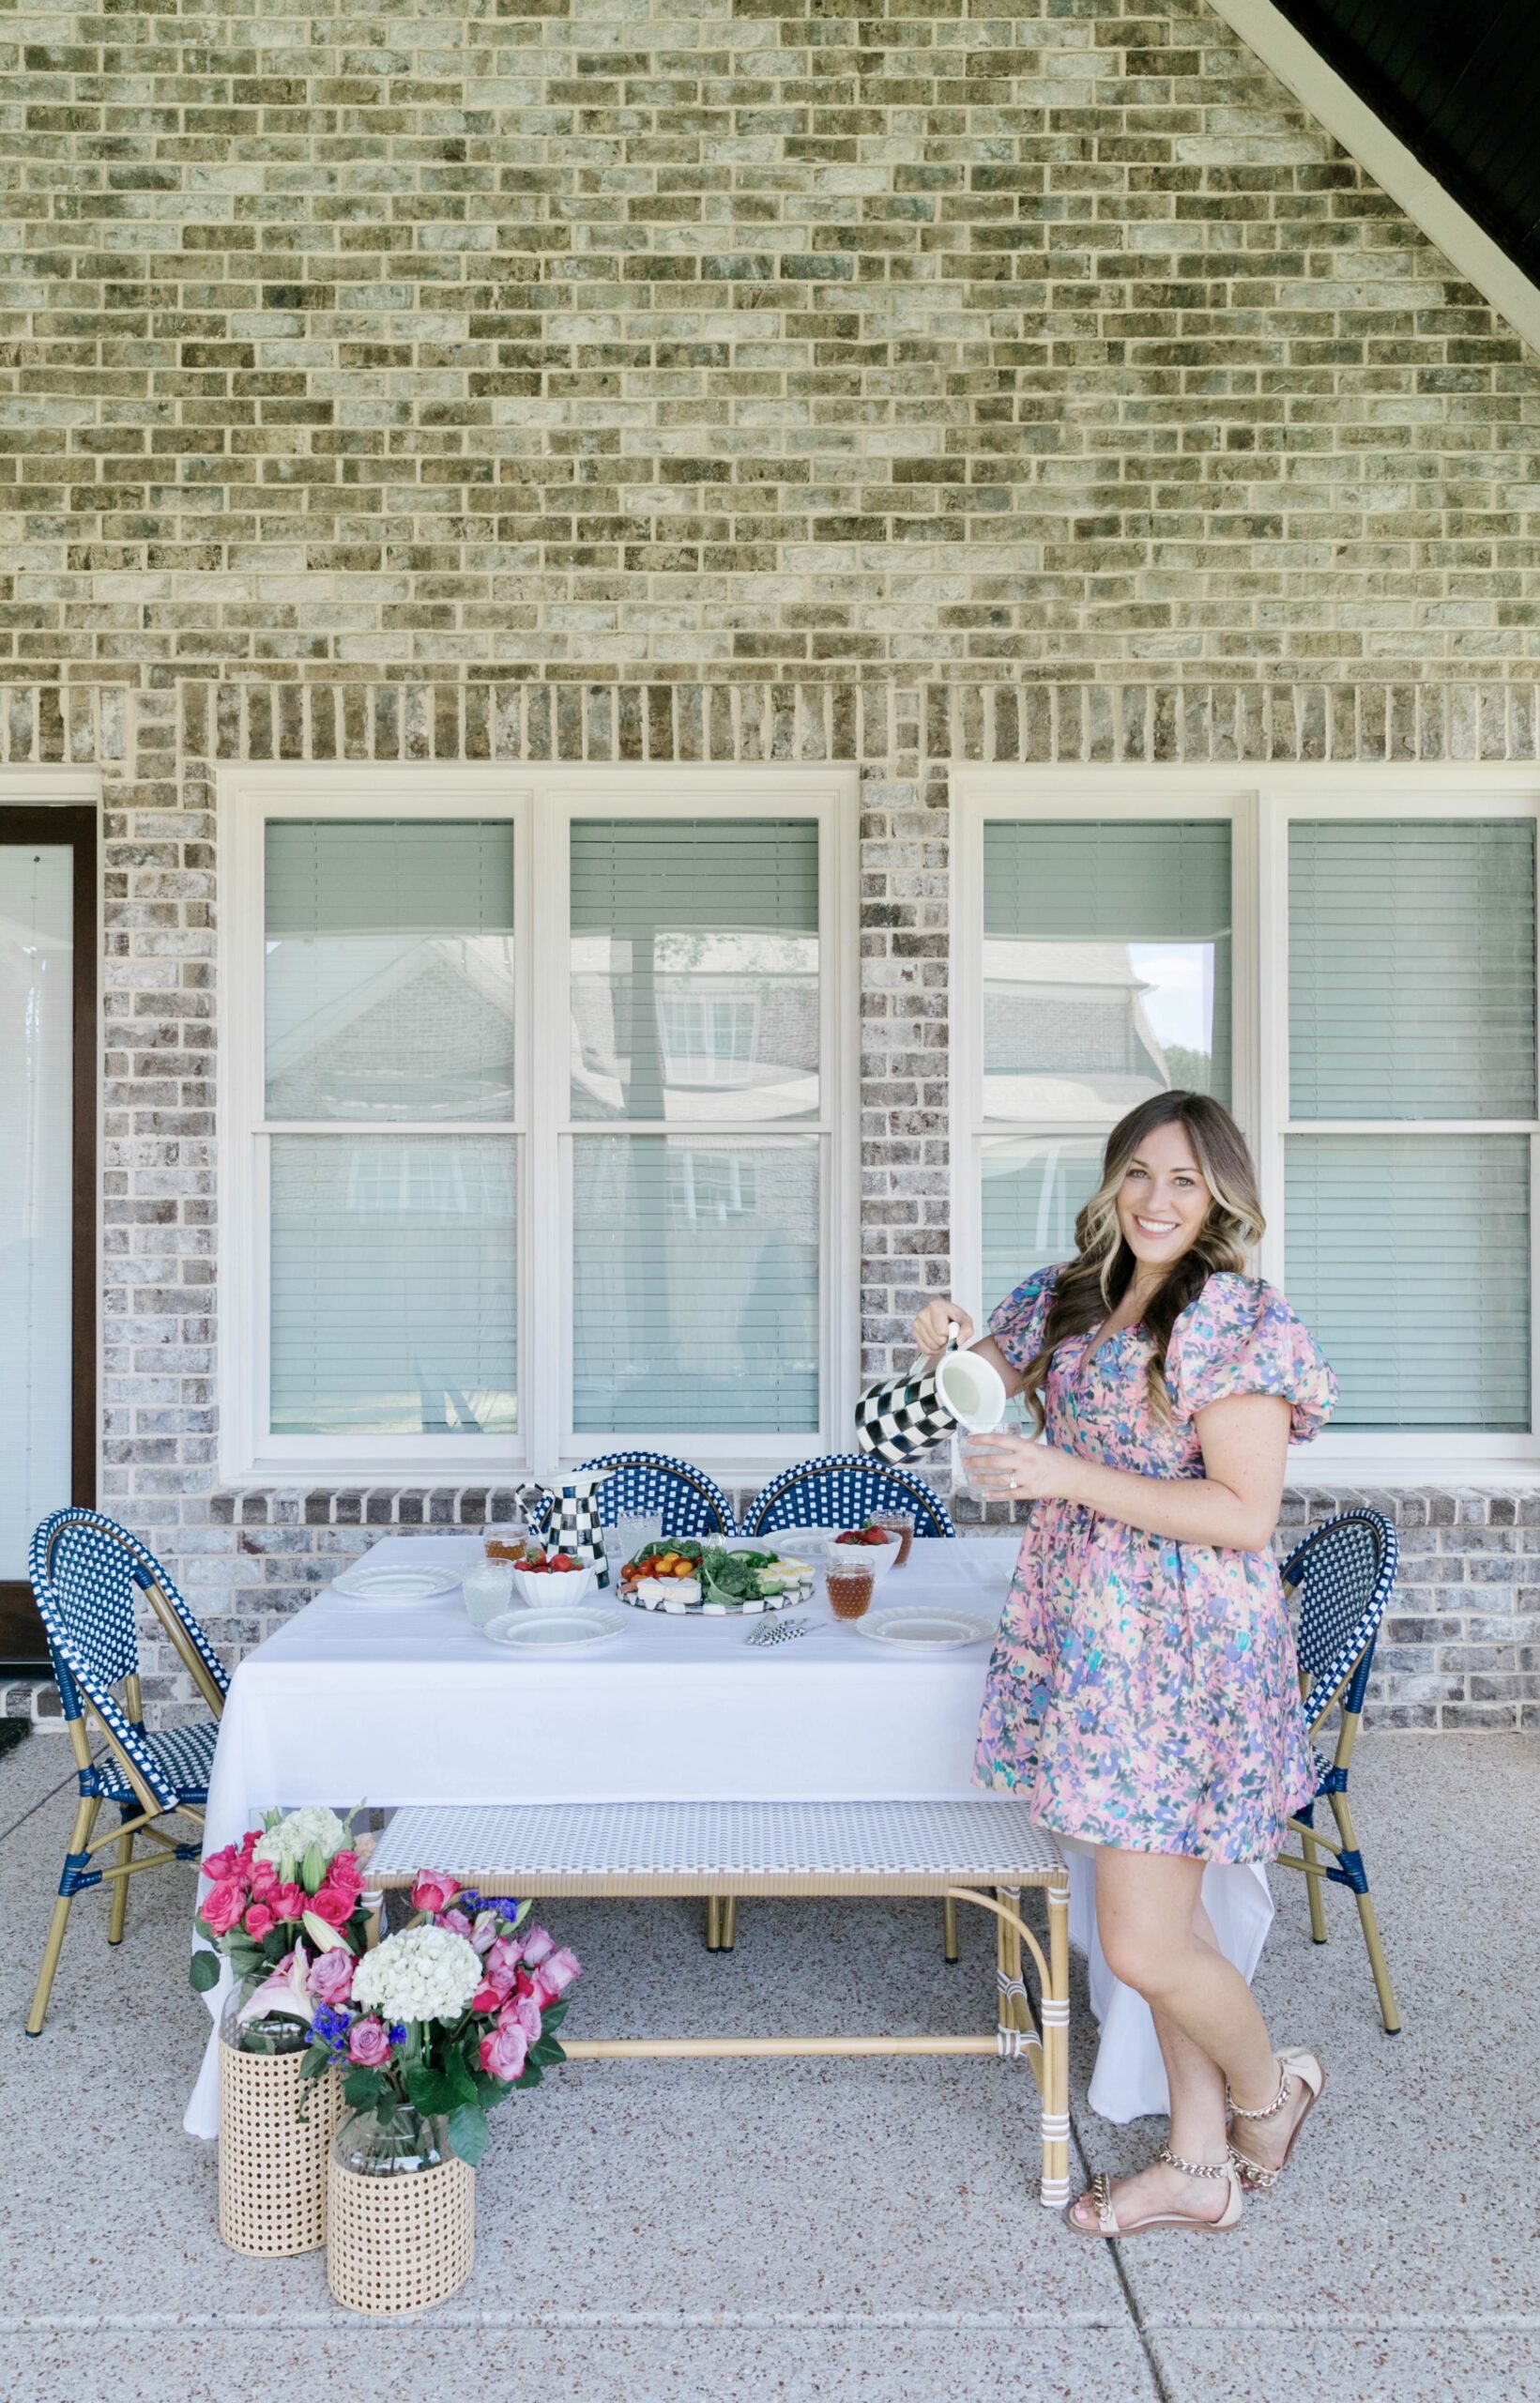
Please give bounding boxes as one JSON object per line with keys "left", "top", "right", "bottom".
{"left": 1168, "top": 1273, "right": 1336, "bottom": 1446}
{"left": 986, "top": 1264, "right": 1061, "bottom": 1371}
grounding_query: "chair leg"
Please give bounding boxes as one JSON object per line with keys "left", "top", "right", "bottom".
{"left": 1298, "top": 1801, "right": 1330, "bottom": 1945}
{"left": 1327, "top": 1793, "right": 1400, "bottom": 2035}
{"left": 27, "top": 1796, "right": 101, "bottom": 2036}
{"left": 719, "top": 1898, "right": 738, "bottom": 1951}
{"left": 1041, "top": 1886, "right": 1072, "bottom": 2210}
{"left": 705, "top": 1896, "right": 722, "bottom": 1951}
{"left": 106, "top": 1819, "right": 133, "bottom": 1946}
{"left": 942, "top": 1895, "right": 959, "bottom": 1963}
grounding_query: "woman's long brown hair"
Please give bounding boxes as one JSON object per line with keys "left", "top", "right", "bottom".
{"left": 1015, "top": 1092, "right": 1265, "bottom": 1434}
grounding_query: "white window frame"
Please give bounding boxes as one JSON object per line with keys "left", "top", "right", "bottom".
{"left": 953, "top": 764, "right": 1540, "bottom": 1485}
{"left": 219, "top": 763, "right": 859, "bottom": 1483}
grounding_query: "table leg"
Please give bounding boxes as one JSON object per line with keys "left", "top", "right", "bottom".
{"left": 1040, "top": 1882, "right": 1071, "bottom": 2210}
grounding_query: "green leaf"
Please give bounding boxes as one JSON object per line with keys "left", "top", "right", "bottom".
{"left": 447, "top": 2105, "right": 490, "bottom": 2167}
{"left": 515, "top": 2059, "right": 543, "bottom": 2089}
{"left": 298, "top": 2046, "right": 329, "bottom": 2082}
{"left": 301, "top": 1840, "right": 326, "bottom": 1895}
{"left": 528, "top": 2037, "right": 566, "bottom": 2070}
{"left": 343, "top": 2066, "right": 385, "bottom": 2109}
{"left": 540, "top": 1999, "right": 568, "bottom": 2035}
{"left": 471, "top": 2069, "right": 509, "bottom": 2107}
{"left": 189, "top": 1950, "right": 221, "bottom": 1994}
{"left": 404, "top": 2064, "right": 460, "bottom": 2117}
{"left": 260, "top": 1927, "right": 289, "bottom": 1963}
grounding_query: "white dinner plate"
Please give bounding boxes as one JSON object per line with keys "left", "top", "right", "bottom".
{"left": 852, "top": 1608, "right": 995, "bottom": 1652}
{"left": 482, "top": 1607, "right": 628, "bottom": 1654}
{"left": 329, "top": 1564, "right": 463, "bottom": 1604}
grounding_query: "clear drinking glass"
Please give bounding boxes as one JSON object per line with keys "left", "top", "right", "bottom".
{"left": 463, "top": 1558, "right": 513, "bottom": 1627}
{"left": 824, "top": 1558, "right": 877, "bottom": 1621}
{"left": 483, "top": 1514, "right": 528, "bottom": 1565}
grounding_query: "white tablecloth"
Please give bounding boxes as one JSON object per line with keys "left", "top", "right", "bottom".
{"left": 185, "top": 1533, "right": 1272, "bottom": 2137}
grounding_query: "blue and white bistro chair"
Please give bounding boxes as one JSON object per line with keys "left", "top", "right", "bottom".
{"left": 527, "top": 1452, "right": 738, "bottom": 1540}
{"left": 1274, "top": 1508, "right": 1402, "bottom": 2034}
{"left": 25, "top": 1508, "right": 229, "bottom": 2036}
{"left": 742, "top": 1454, "right": 956, "bottom": 1542}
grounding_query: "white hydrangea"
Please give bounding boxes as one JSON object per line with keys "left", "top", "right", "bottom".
{"left": 254, "top": 1806, "right": 349, "bottom": 1873}
{"left": 351, "top": 1925, "right": 482, "bottom": 2026}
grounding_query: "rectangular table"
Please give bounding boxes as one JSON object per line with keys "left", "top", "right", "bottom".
{"left": 185, "top": 1532, "right": 1274, "bottom": 2137}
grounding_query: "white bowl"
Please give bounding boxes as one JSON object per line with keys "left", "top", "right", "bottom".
{"left": 511, "top": 1561, "right": 595, "bottom": 1609}
{"left": 823, "top": 1531, "right": 904, "bottom": 1581}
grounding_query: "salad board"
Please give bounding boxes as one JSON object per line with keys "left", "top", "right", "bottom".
{"left": 618, "top": 1537, "right": 816, "bottom": 1616}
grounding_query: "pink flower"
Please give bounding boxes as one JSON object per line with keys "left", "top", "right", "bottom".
{"left": 307, "top": 1881, "right": 353, "bottom": 1928}
{"left": 479, "top": 2023, "right": 528, "bottom": 2081}
{"left": 410, "top": 1870, "right": 461, "bottom": 1915}
{"left": 271, "top": 1882, "right": 307, "bottom": 1923}
{"left": 519, "top": 1925, "right": 556, "bottom": 1967}
{"left": 202, "top": 1844, "right": 243, "bottom": 1885}
{"left": 307, "top": 1947, "right": 355, "bottom": 2006}
{"left": 248, "top": 1858, "right": 278, "bottom": 1901}
{"left": 439, "top": 1906, "right": 474, "bottom": 1940}
{"left": 328, "top": 1852, "right": 363, "bottom": 1901}
{"left": 531, "top": 1948, "right": 580, "bottom": 2004}
{"left": 202, "top": 1878, "right": 249, "bottom": 1936}
{"left": 238, "top": 1829, "right": 258, "bottom": 1861}
{"left": 469, "top": 1910, "right": 500, "bottom": 1955}
{"left": 347, "top": 2017, "right": 392, "bottom": 2067}
{"left": 243, "top": 1902, "right": 277, "bottom": 1941}
{"left": 485, "top": 1937, "right": 523, "bottom": 1978}
{"left": 503, "top": 1992, "right": 542, "bottom": 2043}
{"left": 469, "top": 1981, "right": 504, "bottom": 2015}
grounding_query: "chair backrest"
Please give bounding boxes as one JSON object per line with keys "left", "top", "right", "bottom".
{"left": 29, "top": 1508, "right": 229, "bottom": 1753}
{"left": 556, "top": 1452, "right": 739, "bottom": 1538}
{"left": 1280, "top": 1508, "right": 1397, "bottom": 1728}
{"left": 743, "top": 1453, "right": 956, "bottom": 1540}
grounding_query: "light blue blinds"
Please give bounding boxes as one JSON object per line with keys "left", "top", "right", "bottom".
{"left": 980, "top": 1138, "right": 1103, "bottom": 1320}
{"left": 570, "top": 819, "right": 819, "bottom": 1123}
{"left": 1287, "top": 816, "right": 1536, "bottom": 1433}
{"left": 265, "top": 820, "right": 516, "bottom": 1122}
{"left": 269, "top": 1136, "right": 517, "bottom": 1437}
{"left": 1285, "top": 1136, "right": 1530, "bottom": 1431}
{"left": 571, "top": 1135, "right": 819, "bottom": 1434}
{"left": 1289, "top": 819, "right": 1536, "bottom": 1120}
{"left": 982, "top": 820, "right": 1232, "bottom": 1115}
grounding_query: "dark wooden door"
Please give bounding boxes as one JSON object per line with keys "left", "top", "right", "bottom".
{"left": 0, "top": 808, "right": 97, "bottom": 1668}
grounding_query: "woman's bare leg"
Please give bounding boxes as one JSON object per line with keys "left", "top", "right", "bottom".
{"left": 1068, "top": 1850, "right": 1279, "bottom": 2230}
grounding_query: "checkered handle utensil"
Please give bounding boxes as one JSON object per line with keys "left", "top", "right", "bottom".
{"left": 744, "top": 1614, "right": 812, "bottom": 1646}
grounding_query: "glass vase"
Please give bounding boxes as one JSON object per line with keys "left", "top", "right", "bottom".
{"left": 331, "top": 2100, "right": 450, "bottom": 2177}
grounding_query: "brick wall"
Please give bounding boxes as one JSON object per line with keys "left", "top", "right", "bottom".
{"left": 4, "top": 0, "right": 1540, "bottom": 1730}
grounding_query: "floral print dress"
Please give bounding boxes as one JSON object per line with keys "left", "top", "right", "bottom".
{"left": 973, "top": 1268, "right": 1336, "bottom": 1864}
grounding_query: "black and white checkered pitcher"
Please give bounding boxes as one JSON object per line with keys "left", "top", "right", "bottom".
{"left": 515, "top": 1467, "right": 617, "bottom": 1588}
{"left": 854, "top": 1326, "right": 1008, "bottom": 1467}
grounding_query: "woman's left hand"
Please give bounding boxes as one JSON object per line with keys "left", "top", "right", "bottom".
{"left": 959, "top": 1429, "right": 1075, "bottom": 1502}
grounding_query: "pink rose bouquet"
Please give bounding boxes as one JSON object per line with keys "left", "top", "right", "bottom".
{"left": 191, "top": 1804, "right": 376, "bottom": 2054}
{"left": 298, "top": 1885, "right": 580, "bottom": 2166}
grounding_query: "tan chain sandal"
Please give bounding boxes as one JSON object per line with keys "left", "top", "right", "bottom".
{"left": 1067, "top": 2146, "right": 1243, "bottom": 2238}
{"left": 1227, "top": 2048, "right": 1326, "bottom": 2194}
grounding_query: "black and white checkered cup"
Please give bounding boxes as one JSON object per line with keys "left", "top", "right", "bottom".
{"left": 854, "top": 1327, "right": 1007, "bottom": 1466}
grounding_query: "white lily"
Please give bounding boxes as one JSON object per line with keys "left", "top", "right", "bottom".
{"left": 236, "top": 1942, "right": 315, "bottom": 2028}
{"left": 302, "top": 1909, "right": 354, "bottom": 1954}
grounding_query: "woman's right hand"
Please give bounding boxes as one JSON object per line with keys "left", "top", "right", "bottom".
{"left": 910, "top": 1297, "right": 976, "bottom": 1357}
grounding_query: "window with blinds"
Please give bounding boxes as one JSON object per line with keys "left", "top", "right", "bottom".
{"left": 567, "top": 819, "right": 826, "bottom": 1437}
{"left": 263, "top": 820, "right": 519, "bottom": 1441}
{"left": 1286, "top": 819, "right": 1537, "bottom": 1433}
{"left": 977, "top": 818, "right": 1232, "bottom": 1316}
{"left": 236, "top": 785, "right": 845, "bottom": 1470}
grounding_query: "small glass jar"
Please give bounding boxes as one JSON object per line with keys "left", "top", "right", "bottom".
{"left": 332, "top": 2101, "right": 450, "bottom": 2178}
{"left": 825, "top": 1559, "right": 877, "bottom": 1621}
{"left": 875, "top": 1514, "right": 915, "bottom": 1568}
{"left": 483, "top": 1514, "right": 528, "bottom": 1565}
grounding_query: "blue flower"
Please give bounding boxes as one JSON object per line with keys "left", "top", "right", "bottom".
{"left": 312, "top": 2003, "right": 355, "bottom": 2059}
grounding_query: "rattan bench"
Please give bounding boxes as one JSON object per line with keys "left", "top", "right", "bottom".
{"left": 368, "top": 1798, "right": 1073, "bottom": 2206}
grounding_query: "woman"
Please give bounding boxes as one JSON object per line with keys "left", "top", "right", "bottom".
{"left": 912, "top": 1092, "right": 1335, "bottom": 2236}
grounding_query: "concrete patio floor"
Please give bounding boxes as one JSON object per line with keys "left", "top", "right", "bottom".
{"left": 0, "top": 1731, "right": 1534, "bottom": 2403}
